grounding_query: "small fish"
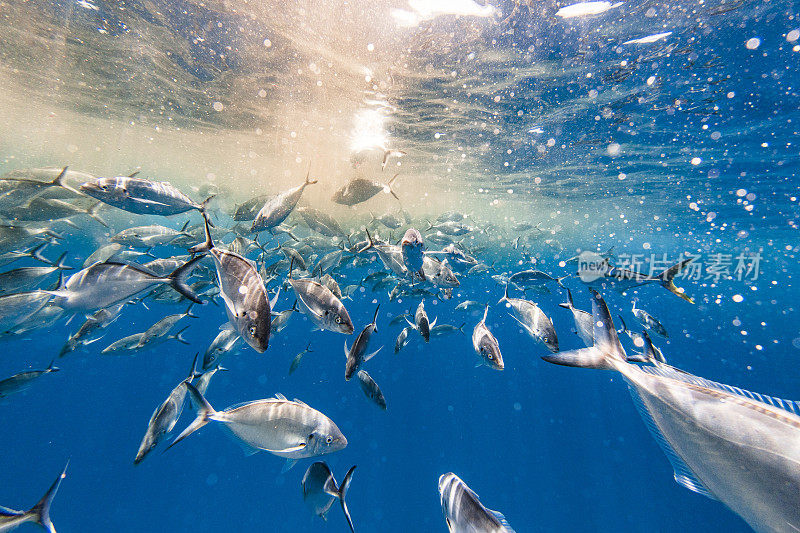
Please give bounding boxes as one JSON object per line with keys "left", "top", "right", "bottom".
{"left": 203, "top": 328, "right": 242, "bottom": 370}
{"left": 59, "top": 302, "right": 125, "bottom": 357}
{"left": 408, "top": 300, "right": 436, "bottom": 342}
{"left": 332, "top": 174, "right": 400, "bottom": 206}
{"left": 499, "top": 286, "right": 559, "bottom": 353}
{"left": 0, "top": 291, "right": 53, "bottom": 334}
{"left": 302, "top": 462, "right": 357, "bottom": 533}
{"left": 101, "top": 333, "right": 146, "bottom": 355}
{"left": 430, "top": 323, "right": 465, "bottom": 338}
{"left": 0, "top": 462, "right": 68, "bottom": 533}
{"left": 297, "top": 207, "right": 346, "bottom": 238}
{"left": 401, "top": 228, "right": 425, "bottom": 276}
{"left": 455, "top": 300, "right": 485, "bottom": 312}
{"left": 632, "top": 299, "right": 668, "bottom": 338}
{"left": 558, "top": 288, "right": 594, "bottom": 348}
{"left": 438, "top": 472, "right": 515, "bottom": 533}
{"left": 395, "top": 326, "right": 412, "bottom": 353}
{"left": 111, "top": 223, "right": 190, "bottom": 248}
{"left": 357, "top": 370, "right": 387, "bottom": 410}
{"left": 251, "top": 170, "right": 317, "bottom": 232}
{"left": 135, "top": 305, "right": 197, "bottom": 349}
{"left": 289, "top": 343, "right": 312, "bottom": 375}
{"left": 427, "top": 220, "right": 472, "bottom": 236}
{"left": 0, "top": 361, "right": 59, "bottom": 399}
{"left": 345, "top": 305, "right": 381, "bottom": 380}
{"left": 271, "top": 300, "right": 298, "bottom": 334}
{"left": 472, "top": 306, "right": 503, "bottom": 370}
{"left": 232, "top": 194, "right": 270, "bottom": 221}
{"left": 555, "top": 1, "right": 623, "bottom": 19}
{"left": 507, "top": 269, "right": 566, "bottom": 289}
{"left": 625, "top": 329, "right": 667, "bottom": 365}
{"left": 134, "top": 359, "right": 195, "bottom": 464}
{"left": 0, "top": 252, "right": 71, "bottom": 295}
{"left": 289, "top": 261, "right": 354, "bottom": 335}
{"left": 370, "top": 211, "right": 402, "bottom": 230}
{"left": 167, "top": 384, "right": 347, "bottom": 472}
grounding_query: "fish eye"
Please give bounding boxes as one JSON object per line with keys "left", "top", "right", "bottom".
{"left": 488, "top": 354, "right": 494, "bottom": 360}
{"left": 248, "top": 325, "right": 257, "bottom": 336}
{"left": 335, "top": 316, "right": 341, "bottom": 324}
{"left": 326, "top": 436, "right": 333, "bottom": 444}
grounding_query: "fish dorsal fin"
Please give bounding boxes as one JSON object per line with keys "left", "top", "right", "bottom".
{"left": 637, "top": 365, "right": 800, "bottom": 416}
{"left": 625, "top": 380, "right": 717, "bottom": 499}
{"left": 293, "top": 398, "right": 308, "bottom": 406}
{"left": 489, "top": 510, "right": 516, "bottom": 532}
{"left": 274, "top": 393, "right": 287, "bottom": 401}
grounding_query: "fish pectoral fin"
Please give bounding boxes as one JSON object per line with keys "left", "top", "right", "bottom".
{"left": 363, "top": 346, "right": 382, "bottom": 362}
{"left": 343, "top": 340, "right": 350, "bottom": 358}
{"left": 489, "top": 510, "right": 516, "bottom": 532}
{"left": 281, "top": 458, "right": 299, "bottom": 473}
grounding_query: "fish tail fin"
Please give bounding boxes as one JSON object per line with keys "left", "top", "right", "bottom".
{"left": 189, "top": 212, "right": 215, "bottom": 254}
{"left": 186, "top": 303, "right": 199, "bottom": 319}
{"left": 338, "top": 465, "right": 357, "bottom": 533}
{"left": 304, "top": 164, "right": 318, "bottom": 186}
{"left": 386, "top": 174, "right": 400, "bottom": 201}
{"left": 372, "top": 304, "right": 380, "bottom": 331}
{"left": 558, "top": 288, "right": 574, "bottom": 310}
{"left": 50, "top": 167, "right": 68, "bottom": 187}
{"left": 355, "top": 228, "right": 374, "bottom": 254}
{"left": 54, "top": 251, "right": 72, "bottom": 271}
{"left": 87, "top": 202, "right": 109, "bottom": 228}
{"left": 657, "top": 258, "right": 695, "bottom": 304}
{"left": 28, "top": 461, "right": 68, "bottom": 533}
{"left": 165, "top": 382, "right": 215, "bottom": 452}
{"left": 171, "top": 325, "right": 191, "bottom": 345}
{"left": 167, "top": 255, "right": 204, "bottom": 304}
{"left": 27, "top": 242, "right": 51, "bottom": 264}
{"left": 458, "top": 322, "right": 465, "bottom": 334}
{"left": 180, "top": 219, "right": 191, "bottom": 233}
{"left": 556, "top": 274, "right": 569, "bottom": 289}
{"left": 200, "top": 196, "right": 217, "bottom": 221}
{"left": 617, "top": 314, "right": 629, "bottom": 334}
{"left": 541, "top": 290, "right": 626, "bottom": 370}
{"left": 498, "top": 284, "right": 509, "bottom": 305}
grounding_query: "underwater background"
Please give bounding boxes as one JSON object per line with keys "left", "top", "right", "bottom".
{"left": 1, "top": 0, "right": 799, "bottom": 531}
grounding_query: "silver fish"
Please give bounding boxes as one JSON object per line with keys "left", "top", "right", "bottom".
{"left": 508, "top": 269, "right": 565, "bottom": 289}
{"left": 543, "top": 290, "right": 800, "bottom": 533}
{"left": 58, "top": 302, "right": 125, "bottom": 357}
{"left": 288, "top": 343, "right": 312, "bottom": 375}
{"left": 409, "top": 300, "right": 436, "bottom": 342}
{"left": 558, "top": 288, "right": 594, "bottom": 348}
{"left": 111, "top": 223, "right": 190, "bottom": 248}
{"left": 297, "top": 206, "right": 346, "bottom": 238}
{"left": 455, "top": 300, "right": 485, "bottom": 312}
{"left": 251, "top": 171, "right": 317, "bottom": 232}
{"left": 0, "top": 225, "right": 60, "bottom": 255}
{"left": 345, "top": 305, "right": 381, "bottom": 380}
{"left": 134, "top": 361, "right": 194, "bottom": 464}
{"left": 401, "top": 228, "right": 424, "bottom": 275}
{"left": 0, "top": 252, "right": 71, "bottom": 295}
{"left": 0, "top": 291, "right": 53, "bottom": 333}
{"left": 395, "top": 326, "right": 412, "bottom": 353}
{"left": 232, "top": 194, "right": 270, "bottom": 221}
{"left": 632, "top": 298, "right": 668, "bottom": 337}
{"left": 192, "top": 215, "right": 271, "bottom": 352}
{"left": 0, "top": 361, "right": 59, "bottom": 399}
{"left": 135, "top": 305, "right": 197, "bottom": 349}
{"left": 79, "top": 174, "right": 213, "bottom": 217}
{"left": 421, "top": 256, "right": 460, "bottom": 288}
{"left": 472, "top": 306, "right": 503, "bottom": 370}
{"left": 0, "top": 462, "right": 68, "bottom": 533}
{"left": 203, "top": 328, "right": 242, "bottom": 370}
{"left": 356, "top": 370, "right": 387, "bottom": 410}
{"left": 4, "top": 197, "right": 107, "bottom": 227}
{"left": 48, "top": 257, "right": 202, "bottom": 313}
{"left": 302, "top": 462, "right": 357, "bottom": 533}
{"left": 430, "top": 323, "right": 465, "bottom": 338}
{"left": 289, "top": 269, "right": 354, "bottom": 335}
{"left": 332, "top": 174, "right": 400, "bottom": 206}
{"left": 168, "top": 383, "right": 347, "bottom": 472}
{"left": 438, "top": 473, "right": 515, "bottom": 533}
{"left": 101, "top": 333, "right": 146, "bottom": 355}
{"left": 499, "top": 286, "right": 558, "bottom": 353}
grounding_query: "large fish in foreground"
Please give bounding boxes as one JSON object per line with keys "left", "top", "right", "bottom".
{"left": 168, "top": 383, "right": 347, "bottom": 471}
{"left": 302, "top": 462, "right": 357, "bottom": 533}
{"left": 472, "top": 306, "right": 503, "bottom": 370}
{"left": 79, "top": 174, "right": 213, "bottom": 217}
{"left": 192, "top": 215, "right": 272, "bottom": 352}
{"left": 0, "top": 462, "right": 67, "bottom": 533}
{"left": 543, "top": 290, "right": 800, "bottom": 533}
{"left": 498, "top": 285, "right": 558, "bottom": 353}
{"left": 438, "top": 472, "right": 515, "bottom": 533}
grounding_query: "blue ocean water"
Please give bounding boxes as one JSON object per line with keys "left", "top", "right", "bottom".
{"left": 1, "top": 0, "right": 799, "bottom": 531}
